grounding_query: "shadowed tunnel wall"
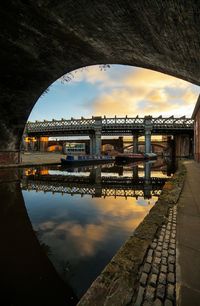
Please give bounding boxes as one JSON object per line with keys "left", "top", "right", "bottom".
{"left": 1, "top": 1, "right": 200, "bottom": 163}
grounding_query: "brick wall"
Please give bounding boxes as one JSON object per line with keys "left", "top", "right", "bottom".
{"left": 0, "top": 151, "right": 21, "bottom": 165}
{"left": 194, "top": 109, "right": 200, "bottom": 162}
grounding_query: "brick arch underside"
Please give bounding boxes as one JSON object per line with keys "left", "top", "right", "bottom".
{"left": 1, "top": 1, "right": 200, "bottom": 163}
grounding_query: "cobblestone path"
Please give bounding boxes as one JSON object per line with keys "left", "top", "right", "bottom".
{"left": 134, "top": 206, "right": 177, "bottom": 306}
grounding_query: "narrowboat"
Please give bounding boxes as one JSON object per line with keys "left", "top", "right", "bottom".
{"left": 115, "top": 153, "right": 157, "bottom": 164}
{"left": 61, "top": 155, "right": 115, "bottom": 166}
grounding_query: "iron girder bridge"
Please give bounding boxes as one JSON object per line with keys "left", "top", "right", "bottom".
{"left": 26, "top": 116, "right": 194, "bottom": 136}
{"left": 21, "top": 180, "right": 164, "bottom": 198}
{"left": 21, "top": 175, "right": 168, "bottom": 198}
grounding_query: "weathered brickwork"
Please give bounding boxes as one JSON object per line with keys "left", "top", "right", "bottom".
{"left": 134, "top": 206, "right": 177, "bottom": 306}
{"left": 1, "top": 2, "right": 200, "bottom": 161}
{"left": 0, "top": 151, "right": 20, "bottom": 164}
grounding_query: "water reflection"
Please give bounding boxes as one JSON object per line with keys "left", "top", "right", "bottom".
{"left": 21, "top": 158, "right": 174, "bottom": 298}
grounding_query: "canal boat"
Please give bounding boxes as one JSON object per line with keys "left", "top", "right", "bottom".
{"left": 61, "top": 155, "right": 115, "bottom": 166}
{"left": 115, "top": 153, "right": 157, "bottom": 164}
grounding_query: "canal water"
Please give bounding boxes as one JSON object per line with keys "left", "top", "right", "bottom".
{"left": 20, "top": 158, "right": 175, "bottom": 301}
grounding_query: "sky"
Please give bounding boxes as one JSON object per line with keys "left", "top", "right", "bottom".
{"left": 29, "top": 65, "right": 200, "bottom": 122}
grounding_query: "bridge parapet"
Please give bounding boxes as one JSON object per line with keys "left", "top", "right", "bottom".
{"left": 26, "top": 116, "right": 194, "bottom": 135}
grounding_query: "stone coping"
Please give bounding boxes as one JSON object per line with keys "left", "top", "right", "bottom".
{"left": 0, "top": 162, "right": 60, "bottom": 169}
{"left": 77, "top": 163, "right": 186, "bottom": 306}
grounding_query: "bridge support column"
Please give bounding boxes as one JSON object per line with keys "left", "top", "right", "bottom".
{"left": 144, "top": 116, "right": 152, "bottom": 154}
{"left": 89, "top": 135, "right": 95, "bottom": 155}
{"left": 94, "top": 131, "right": 102, "bottom": 155}
{"left": 39, "top": 137, "right": 49, "bottom": 152}
{"left": 132, "top": 165, "right": 138, "bottom": 179}
{"left": 144, "top": 162, "right": 151, "bottom": 199}
{"left": 90, "top": 167, "right": 102, "bottom": 197}
{"left": 133, "top": 134, "right": 139, "bottom": 153}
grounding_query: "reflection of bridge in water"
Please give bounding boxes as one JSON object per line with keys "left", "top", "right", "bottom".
{"left": 22, "top": 163, "right": 170, "bottom": 199}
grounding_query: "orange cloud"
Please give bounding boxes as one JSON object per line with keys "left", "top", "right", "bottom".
{"left": 88, "top": 66, "right": 199, "bottom": 117}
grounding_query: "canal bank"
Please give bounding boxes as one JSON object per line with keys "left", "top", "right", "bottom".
{"left": 0, "top": 152, "right": 65, "bottom": 168}
{"left": 77, "top": 163, "right": 186, "bottom": 306}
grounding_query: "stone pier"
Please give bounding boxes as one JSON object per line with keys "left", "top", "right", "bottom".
{"left": 144, "top": 116, "right": 152, "bottom": 154}
{"left": 133, "top": 134, "right": 139, "bottom": 153}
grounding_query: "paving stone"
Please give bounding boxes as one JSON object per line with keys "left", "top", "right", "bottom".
{"left": 157, "top": 246, "right": 162, "bottom": 252}
{"left": 169, "top": 249, "right": 175, "bottom": 255}
{"left": 151, "top": 242, "right": 157, "bottom": 249}
{"left": 169, "top": 242, "right": 175, "bottom": 249}
{"left": 152, "top": 264, "right": 160, "bottom": 275}
{"left": 168, "top": 264, "right": 174, "bottom": 273}
{"left": 149, "top": 274, "right": 158, "bottom": 287}
{"left": 164, "top": 299, "right": 173, "bottom": 306}
{"left": 165, "top": 234, "right": 170, "bottom": 240}
{"left": 155, "top": 251, "right": 162, "bottom": 258}
{"left": 158, "top": 273, "right": 167, "bottom": 285}
{"left": 160, "top": 265, "right": 167, "bottom": 273}
{"left": 162, "top": 250, "right": 168, "bottom": 258}
{"left": 143, "top": 263, "right": 151, "bottom": 273}
{"left": 158, "top": 241, "right": 163, "bottom": 247}
{"left": 166, "top": 284, "right": 175, "bottom": 301}
{"left": 145, "top": 285, "right": 155, "bottom": 302}
{"left": 163, "top": 244, "right": 168, "bottom": 250}
{"left": 154, "top": 257, "right": 161, "bottom": 265}
{"left": 167, "top": 272, "right": 175, "bottom": 284}
{"left": 148, "top": 249, "right": 154, "bottom": 257}
{"left": 153, "top": 298, "right": 163, "bottom": 306}
{"left": 156, "top": 284, "right": 165, "bottom": 301}
{"left": 140, "top": 272, "right": 148, "bottom": 286}
{"left": 161, "top": 257, "right": 167, "bottom": 265}
{"left": 135, "top": 286, "right": 145, "bottom": 306}
{"left": 147, "top": 255, "right": 153, "bottom": 264}
{"left": 170, "top": 239, "right": 176, "bottom": 244}
{"left": 158, "top": 236, "right": 164, "bottom": 242}
{"left": 168, "top": 255, "right": 175, "bottom": 264}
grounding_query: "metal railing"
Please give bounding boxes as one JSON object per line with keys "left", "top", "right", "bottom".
{"left": 26, "top": 115, "right": 194, "bottom": 135}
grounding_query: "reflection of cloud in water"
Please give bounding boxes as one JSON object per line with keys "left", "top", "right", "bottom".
{"left": 37, "top": 196, "right": 154, "bottom": 258}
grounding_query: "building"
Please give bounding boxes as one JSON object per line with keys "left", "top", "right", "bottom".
{"left": 192, "top": 95, "right": 200, "bottom": 162}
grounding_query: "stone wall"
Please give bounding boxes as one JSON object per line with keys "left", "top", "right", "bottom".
{"left": 194, "top": 108, "right": 200, "bottom": 162}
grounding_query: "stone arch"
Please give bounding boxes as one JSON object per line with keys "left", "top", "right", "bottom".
{"left": 1, "top": 1, "right": 200, "bottom": 163}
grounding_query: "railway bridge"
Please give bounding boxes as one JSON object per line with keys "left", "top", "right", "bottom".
{"left": 22, "top": 163, "right": 168, "bottom": 199}
{"left": 25, "top": 115, "right": 194, "bottom": 157}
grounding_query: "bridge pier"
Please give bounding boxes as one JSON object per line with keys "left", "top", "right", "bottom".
{"left": 133, "top": 134, "right": 139, "bottom": 153}
{"left": 144, "top": 162, "right": 151, "bottom": 199}
{"left": 144, "top": 116, "right": 152, "bottom": 154}
{"left": 89, "top": 135, "right": 94, "bottom": 155}
{"left": 132, "top": 165, "right": 138, "bottom": 179}
{"left": 94, "top": 131, "right": 102, "bottom": 155}
{"left": 39, "top": 137, "right": 49, "bottom": 152}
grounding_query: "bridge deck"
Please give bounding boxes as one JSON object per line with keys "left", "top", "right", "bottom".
{"left": 26, "top": 116, "right": 194, "bottom": 136}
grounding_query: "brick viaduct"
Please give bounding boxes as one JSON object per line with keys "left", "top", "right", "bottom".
{"left": 0, "top": 1, "right": 200, "bottom": 164}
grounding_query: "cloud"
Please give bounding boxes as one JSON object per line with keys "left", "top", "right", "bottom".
{"left": 85, "top": 66, "right": 200, "bottom": 117}
{"left": 37, "top": 196, "right": 153, "bottom": 258}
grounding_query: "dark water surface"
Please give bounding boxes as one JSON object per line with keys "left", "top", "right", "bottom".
{"left": 21, "top": 158, "right": 174, "bottom": 300}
